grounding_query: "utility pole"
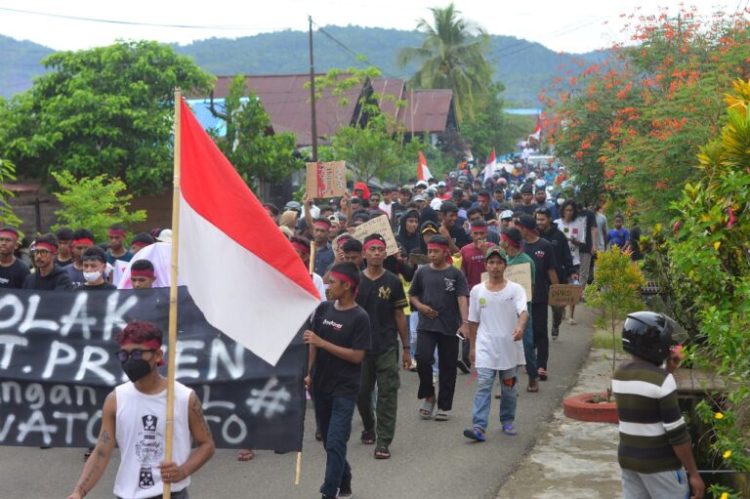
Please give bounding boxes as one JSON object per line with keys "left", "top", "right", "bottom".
{"left": 308, "top": 16, "right": 318, "bottom": 162}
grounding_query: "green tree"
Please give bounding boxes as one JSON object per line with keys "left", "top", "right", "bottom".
{"left": 0, "top": 158, "right": 21, "bottom": 229}
{"left": 397, "top": 3, "right": 493, "bottom": 123}
{"left": 51, "top": 170, "right": 147, "bottom": 241}
{"left": 208, "top": 75, "right": 303, "bottom": 189}
{"left": 0, "top": 41, "right": 214, "bottom": 194}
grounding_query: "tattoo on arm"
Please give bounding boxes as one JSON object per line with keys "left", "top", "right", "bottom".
{"left": 190, "top": 396, "right": 214, "bottom": 443}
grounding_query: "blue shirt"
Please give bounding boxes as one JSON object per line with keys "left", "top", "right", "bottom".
{"left": 608, "top": 228, "right": 630, "bottom": 249}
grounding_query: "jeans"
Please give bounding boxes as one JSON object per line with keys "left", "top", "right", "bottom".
{"left": 357, "top": 347, "right": 400, "bottom": 448}
{"left": 409, "top": 313, "right": 418, "bottom": 359}
{"left": 415, "top": 330, "right": 459, "bottom": 411}
{"left": 313, "top": 391, "right": 355, "bottom": 497}
{"left": 521, "top": 304, "right": 537, "bottom": 379}
{"left": 531, "top": 302, "right": 550, "bottom": 370}
{"left": 471, "top": 366, "right": 519, "bottom": 430}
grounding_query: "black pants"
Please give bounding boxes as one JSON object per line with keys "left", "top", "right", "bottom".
{"left": 531, "top": 303, "right": 549, "bottom": 370}
{"left": 415, "top": 330, "right": 459, "bottom": 411}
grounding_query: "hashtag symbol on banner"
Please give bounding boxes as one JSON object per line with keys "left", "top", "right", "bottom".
{"left": 245, "top": 377, "right": 292, "bottom": 418}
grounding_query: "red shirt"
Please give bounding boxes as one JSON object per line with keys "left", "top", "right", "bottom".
{"left": 460, "top": 243, "right": 488, "bottom": 288}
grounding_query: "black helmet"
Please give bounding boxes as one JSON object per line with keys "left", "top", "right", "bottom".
{"left": 621, "top": 311, "right": 680, "bottom": 365}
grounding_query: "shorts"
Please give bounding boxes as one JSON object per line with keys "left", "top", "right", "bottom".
{"left": 621, "top": 468, "right": 689, "bottom": 499}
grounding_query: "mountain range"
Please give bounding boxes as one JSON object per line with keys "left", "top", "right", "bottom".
{"left": 0, "top": 26, "right": 609, "bottom": 106}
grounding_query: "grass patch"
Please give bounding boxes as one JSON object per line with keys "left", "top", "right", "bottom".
{"left": 591, "top": 328, "right": 624, "bottom": 352}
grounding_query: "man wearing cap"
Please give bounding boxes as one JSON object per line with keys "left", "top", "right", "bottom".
{"left": 65, "top": 229, "right": 96, "bottom": 289}
{"left": 22, "top": 233, "right": 73, "bottom": 290}
{"left": 499, "top": 210, "right": 514, "bottom": 230}
{"left": 516, "top": 215, "right": 559, "bottom": 382}
{"left": 356, "top": 234, "right": 410, "bottom": 459}
{"left": 500, "top": 228, "right": 539, "bottom": 392}
{"left": 463, "top": 246, "right": 528, "bottom": 442}
{"left": 78, "top": 247, "right": 117, "bottom": 290}
{"left": 106, "top": 224, "right": 133, "bottom": 264}
{"left": 409, "top": 234, "right": 470, "bottom": 421}
{"left": 0, "top": 227, "right": 30, "bottom": 288}
{"left": 516, "top": 185, "right": 537, "bottom": 215}
{"left": 436, "top": 181, "right": 450, "bottom": 201}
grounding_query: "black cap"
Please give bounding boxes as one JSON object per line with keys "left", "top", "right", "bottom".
{"left": 517, "top": 214, "right": 536, "bottom": 230}
{"left": 420, "top": 220, "right": 439, "bottom": 234}
{"left": 520, "top": 184, "right": 533, "bottom": 194}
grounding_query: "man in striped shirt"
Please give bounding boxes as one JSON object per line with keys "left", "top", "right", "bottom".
{"left": 613, "top": 311, "right": 704, "bottom": 499}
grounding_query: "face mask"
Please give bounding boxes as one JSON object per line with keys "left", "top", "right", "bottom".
{"left": 121, "top": 359, "right": 152, "bottom": 383}
{"left": 83, "top": 271, "right": 101, "bottom": 283}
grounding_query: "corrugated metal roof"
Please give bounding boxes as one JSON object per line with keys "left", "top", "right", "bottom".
{"left": 211, "top": 74, "right": 364, "bottom": 146}
{"left": 371, "top": 78, "right": 454, "bottom": 134}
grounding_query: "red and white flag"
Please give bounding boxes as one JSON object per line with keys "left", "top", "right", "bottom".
{"left": 529, "top": 114, "right": 542, "bottom": 142}
{"left": 482, "top": 147, "right": 497, "bottom": 182}
{"left": 417, "top": 151, "right": 433, "bottom": 181}
{"left": 178, "top": 99, "right": 320, "bottom": 366}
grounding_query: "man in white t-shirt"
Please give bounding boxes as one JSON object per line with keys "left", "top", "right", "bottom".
{"left": 67, "top": 321, "right": 214, "bottom": 499}
{"left": 463, "top": 246, "right": 528, "bottom": 441}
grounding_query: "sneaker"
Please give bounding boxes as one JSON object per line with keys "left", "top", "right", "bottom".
{"left": 551, "top": 327, "right": 559, "bottom": 340}
{"left": 463, "top": 427, "right": 486, "bottom": 442}
{"left": 568, "top": 318, "right": 577, "bottom": 325}
{"left": 502, "top": 423, "right": 518, "bottom": 436}
{"left": 434, "top": 410, "right": 450, "bottom": 421}
{"left": 457, "top": 359, "right": 470, "bottom": 374}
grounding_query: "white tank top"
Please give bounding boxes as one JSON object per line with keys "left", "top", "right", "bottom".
{"left": 113, "top": 380, "right": 193, "bottom": 499}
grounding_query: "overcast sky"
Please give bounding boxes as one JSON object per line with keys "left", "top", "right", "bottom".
{"left": 0, "top": 0, "right": 742, "bottom": 53}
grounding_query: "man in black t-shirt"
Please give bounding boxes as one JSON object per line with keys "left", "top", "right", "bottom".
{"left": 517, "top": 215, "right": 559, "bottom": 381}
{"left": 304, "top": 262, "right": 371, "bottom": 499}
{"left": 22, "top": 233, "right": 74, "bottom": 291}
{"left": 355, "top": 234, "right": 410, "bottom": 459}
{"left": 535, "top": 208, "right": 573, "bottom": 339}
{"left": 439, "top": 202, "right": 472, "bottom": 253}
{"left": 409, "top": 235, "right": 470, "bottom": 421}
{"left": 0, "top": 227, "right": 30, "bottom": 288}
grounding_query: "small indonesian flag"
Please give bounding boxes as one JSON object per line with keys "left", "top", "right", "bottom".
{"left": 482, "top": 147, "right": 497, "bottom": 182}
{"left": 178, "top": 99, "right": 320, "bottom": 365}
{"left": 529, "top": 115, "right": 542, "bottom": 142}
{"left": 417, "top": 151, "right": 433, "bottom": 181}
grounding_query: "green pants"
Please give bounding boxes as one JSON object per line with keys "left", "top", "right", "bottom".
{"left": 357, "top": 346, "right": 400, "bottom": 448}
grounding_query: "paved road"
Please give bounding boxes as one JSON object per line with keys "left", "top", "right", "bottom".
{"left": 2, "top": 307, "right": 595, "bottom": 499}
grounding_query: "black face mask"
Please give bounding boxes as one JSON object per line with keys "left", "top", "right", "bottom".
{"left": 121, "top": 358, "right": 152, "bottom": 383}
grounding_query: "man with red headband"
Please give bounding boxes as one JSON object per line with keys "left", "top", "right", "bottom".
{"left": 130, "top": 259, "right": 157, "bottom": 289}
{"left": 106, "top": 223, "right": 134, "bottom": 264}
{"left": 409, "top": 234, "right": 469, "bottom": 422}
{"left": 304, "top": 261, "right": 371, "bottom": 499}
{"left": 22, "top": 233, "right": 73, "bottom": 290}
{"left": 66, "top": 228, "right": 96, "bottom": 288}
{"left": 355, "top": 234, "right": 410, "bottom": 460}
{"left": 290, "top": 235, "right": 327, "bottom": 300}
{"left": 500, "top": 227, "right": 538, "bottom": 392}
{"left": 0, "top": 227, "right": 30, "bottom": 288}
{"left": 66, "top": 321, "right": 215, "bottom": 499}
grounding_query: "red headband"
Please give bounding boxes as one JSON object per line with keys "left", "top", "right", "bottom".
{"left": 0, "top": 230, "right": 18, "bottom": 241}
{"left": 470, "top": 225, "right": 487, "bottom": 233}
{"left": 291, "top": 241, "right": 310, "bottom": 256}
{"left": 72, "top": 238, "right": 94, "bottom": 247}
{"left": 427, "top": 241, "right": 449, "bottom": 252}
{"left": 33, "top": 242, "right": 57, "bottom": 253}
{"left": 501, "top": 233, "right": 521, "bottom": 249}
{"left": 313, "top": 221, "right": 331, "bottom": 230}
{"left": 108, "top": 229, "right": 126, "bottom": 237}
{"left": 363, "top": 239, "right": 386, "bottom": 251}
{"left": 131, "top": 269, "right": 155, "bottom": 279}
{"left": 329, "top": 271, "right": 358, "bottom": 290}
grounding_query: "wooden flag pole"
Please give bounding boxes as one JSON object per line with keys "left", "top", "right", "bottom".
{"left": 163, "top": 88, "right": 183, "bottom": 499}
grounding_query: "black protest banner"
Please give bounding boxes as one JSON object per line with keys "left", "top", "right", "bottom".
{"left": 0, "top": 288, "right": 307, "bottom": 452}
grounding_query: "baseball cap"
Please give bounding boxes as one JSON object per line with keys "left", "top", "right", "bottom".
{"left": 437, "top": 181, "right": 446, "bottom": 187}
{"left": 415, "top": 180, "right": 428, "bottom": 189}
{"left": 517, "top": 214, "right": 537, "bottom": 230}
{"left": 413, "top": 194, "right": 426, "bottom": 202}
{"left": 420, "top": 220, "right": 439, "bottom": 234}
{"left": 500, "top": 210, "right": 514, "bottom": 220}
{"left": 484, "top": 245, "right": 508, "bottom": 262}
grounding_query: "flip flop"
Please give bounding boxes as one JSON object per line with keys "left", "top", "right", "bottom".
{"left": 418, "top": 398, "right": 435, "bottom": 419}
{"left": 237, "top": 449, "right": 255, "bottom": 461}
{"left": 361, "top": 430, "right": 376, "bottom": 445}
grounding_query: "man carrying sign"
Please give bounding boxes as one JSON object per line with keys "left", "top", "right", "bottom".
{"left": 67, "top": 321, "right": 215, "bottom": 499}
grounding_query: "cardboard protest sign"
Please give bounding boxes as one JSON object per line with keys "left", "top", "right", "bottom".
{"left": 306, "top": 161, "right": 347, "bottom": 198}
{"left": 0, "top": 288, "right": 306, "bottom": 452}
{"left": 409, "top": 253, "right": 430, "bottom": 266}
{"left": 480, "top": 262, "right": 533, "bottom": 302}
{"left": 548, "top": 284, "right": 583, "bottom": 306}
{"left": 352, "top": 214, "right": 399, "bottom": 256}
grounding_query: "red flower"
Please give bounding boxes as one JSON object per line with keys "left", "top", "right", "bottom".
{"left": 727, "top": 207, "right": 737, "bottom": 229}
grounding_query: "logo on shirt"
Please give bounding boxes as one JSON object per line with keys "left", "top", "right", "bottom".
{"left": 378, "top": 286, "right": 392, "bottom": 300}
{"left": 322, "top": 318, "right": 343, "bottom": 331}
{"left": 479, "top": 297, "right": 487, "bottom": 307}
{"left": 136, "top": 413, "right": 162, "bottom": 489}
{"left": 534, "top": 250, "right": 546, "bottom": 259}
{"left": 444, "top": 278, "right": 456, "bottom": 292}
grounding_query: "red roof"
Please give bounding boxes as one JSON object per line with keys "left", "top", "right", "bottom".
{"left": 212, "top": 74, "right": 365, "bottom": 146}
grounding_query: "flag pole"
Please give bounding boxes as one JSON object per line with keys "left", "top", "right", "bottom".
{"left": 296, "top": 241, "right": 315, "bottom": 485}
{"left": 163, "top": 88, "right": 183, "bottom": 499}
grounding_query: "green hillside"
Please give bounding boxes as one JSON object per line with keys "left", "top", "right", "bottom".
{"left": 0, "top": 26, "right": 609, "bottom": 106}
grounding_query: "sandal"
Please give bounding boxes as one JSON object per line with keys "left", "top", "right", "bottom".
{"left": 360, "top": 430, "right": 376, "bottom": 445}
{"left": 418, "top": 398, "right": 436, "bottom": 419}
{"left": 434, "top": 411, "right": 450, "bottom": 421}
{"left": 237, "top": 449, "right": 255, "bottom": 461}
{"left": 538, "top": 368, "right": 548, "bottom": 381}
{"left": 374, "top": 447, "right": 391, "bottom": 459}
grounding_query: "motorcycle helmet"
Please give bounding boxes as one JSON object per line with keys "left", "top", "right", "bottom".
{"left": 621, "top": 311, "right": 681, "bottom": 365}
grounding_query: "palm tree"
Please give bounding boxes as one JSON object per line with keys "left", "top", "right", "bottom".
{"left": 397, "top": 3, "right": 493, "bottom": 123}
